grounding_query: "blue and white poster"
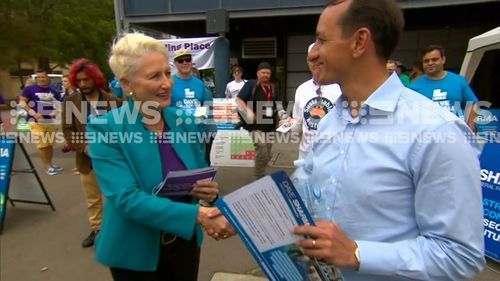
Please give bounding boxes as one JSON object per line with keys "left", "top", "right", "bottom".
{"left": 0, "top": 137, "right": 16, "bottom": 231}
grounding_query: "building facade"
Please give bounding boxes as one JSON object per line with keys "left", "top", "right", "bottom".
{"left": 115, "top": 0, "right": 500, "bottom": 101}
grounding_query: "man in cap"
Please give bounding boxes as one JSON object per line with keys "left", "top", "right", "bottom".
{"left": 236, "top": 62, "right": 281, "bottom": 178}
{"left": 171, "top": 49, "right": 215, "bottom": 165}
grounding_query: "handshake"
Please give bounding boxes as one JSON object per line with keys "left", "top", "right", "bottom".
{"left": 192, "top": 180, "right": 236, "bottom": 241}
{"left": 197, "top": 206, "right": 236, "bottom": 241}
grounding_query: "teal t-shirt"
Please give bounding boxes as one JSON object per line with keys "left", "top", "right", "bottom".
{"left": 172, "top": 75, "right": 215, "bottom": 133}
{"left": 410, "top": 71, "right": 478, "bottom": 119}
{"left": 171, "top": 75, "right": 212, "bottom": 114}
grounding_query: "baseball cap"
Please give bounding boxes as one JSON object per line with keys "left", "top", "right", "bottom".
{"left": 257, "top": 62, "right": 272, "bottom": 71}
{"left": 173, "top": 49, "right": 192, "bottom": 60}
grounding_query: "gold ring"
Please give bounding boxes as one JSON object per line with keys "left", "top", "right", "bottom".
{"left": 312, "top": 239, "right": 317, "bottom": 248}
{"left": 222, "top": 234, "right": 228, "bottom": 238}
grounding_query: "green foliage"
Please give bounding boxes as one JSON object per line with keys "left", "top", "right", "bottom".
{"left": 0, "top": 0, "right": 116, "bottom": 76}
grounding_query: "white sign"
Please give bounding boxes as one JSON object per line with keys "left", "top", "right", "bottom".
{"left": 159, "top": 37, "right": 218, "bottom": 70}
{"left": 210, "top": 130, "right": 255, "bottom": 168}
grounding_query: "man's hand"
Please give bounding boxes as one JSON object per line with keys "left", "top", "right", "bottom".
{"left": 294, "top": 220, "right": 359, "bottom": 268}
{"left": 245, "top": 110, "right": 255, "bottom": 124}
{"left": 33, "top": 112, "right": 44, "bottom": 121}
{"left": 279, "top": 117, "right": 294, "bottom": 126}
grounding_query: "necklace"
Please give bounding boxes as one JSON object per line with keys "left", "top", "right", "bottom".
{"left": 316, "top": 86, "right": 323, "bottom": 106}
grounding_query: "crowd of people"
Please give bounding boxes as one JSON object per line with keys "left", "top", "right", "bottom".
{"left": 1, "top": 0, "right": 489, "bottom": 280}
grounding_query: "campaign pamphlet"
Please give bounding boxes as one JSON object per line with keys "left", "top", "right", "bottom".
{"left": 216, "top": 170, "right": 343, "bottom": 281}
{"left": 276, "top": 120, "right": 298, "bottom": 133}
{"left": 152, "top": 167, "right": 217, "bottom": 197}
{"left": 194, "top": 106, "right": 208, "bottom": 118}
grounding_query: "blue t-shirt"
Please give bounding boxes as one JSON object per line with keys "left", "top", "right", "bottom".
{"left": 410, "top": 71, "right": 478, "bottom": 119}
{"left": 171, "top": 75, "right": 212, "bottom": 114}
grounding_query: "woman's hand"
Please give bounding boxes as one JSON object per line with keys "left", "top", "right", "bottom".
{"left": 191, "top": 180, "right": 219, "bottom": 203}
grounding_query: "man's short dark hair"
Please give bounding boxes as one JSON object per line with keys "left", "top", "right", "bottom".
{"left": 328, "top": 0, "right": 404, "bottom": 60}
{"left": 422, "top": 45, "right": 445, "bottom": 58}
{"left": 231, "top": 65, "right": 243, "bottom": 74}
{"left": 36, "top": 69, "right": 48, "bottom": 74}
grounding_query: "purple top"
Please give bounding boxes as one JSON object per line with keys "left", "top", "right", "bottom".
{"left": 21, "top": 85, "right": 61, "bottom": 121}
{"left": 157, "top": 123, "right": 190, "bottom": 202}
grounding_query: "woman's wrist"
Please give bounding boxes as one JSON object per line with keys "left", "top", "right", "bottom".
{"left": 197, "top": 206, "right": 209, "bottom": 225}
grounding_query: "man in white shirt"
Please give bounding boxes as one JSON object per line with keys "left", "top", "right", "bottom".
{"left": 282, "top": 43, "right": 341, "bottom": 159}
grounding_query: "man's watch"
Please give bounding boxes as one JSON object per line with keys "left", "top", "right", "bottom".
{"left": 354, "top": 242, "right": 360, "bottom": 270}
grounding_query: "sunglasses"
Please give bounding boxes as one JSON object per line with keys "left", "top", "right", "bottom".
{"left": 175, "top": 57, "right": 192, "bottom": 64}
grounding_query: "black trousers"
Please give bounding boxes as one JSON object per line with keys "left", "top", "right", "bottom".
{"left": 205, "top": 135, "right": 215, "bottom": 166}
{"left": 110, "top": 235, "right": 200, "bottom": 281}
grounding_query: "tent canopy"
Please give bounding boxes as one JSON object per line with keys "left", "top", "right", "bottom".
{"left": 460, "top": 27, "right": 500, "bottom": 81}
{"left": 467, "top": 27, "right": 500, "bottom": 52}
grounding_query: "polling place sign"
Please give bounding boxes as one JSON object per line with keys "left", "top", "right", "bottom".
{"left": 159, "top": 37, "right": 218, "bottom": 70}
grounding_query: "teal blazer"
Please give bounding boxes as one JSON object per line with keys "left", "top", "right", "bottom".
{"left": 87, "top": 102, "right": 207, "bottom": 271}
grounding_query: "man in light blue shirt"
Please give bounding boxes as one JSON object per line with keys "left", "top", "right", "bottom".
{"left": 294, "top": 1, "right": 485, "bottom": 280}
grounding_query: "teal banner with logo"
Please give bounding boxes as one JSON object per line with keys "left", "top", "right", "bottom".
{"left": 0, "top": 137, "right": 15, "bottom": 231}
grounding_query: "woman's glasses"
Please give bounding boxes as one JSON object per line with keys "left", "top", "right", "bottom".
{"left": 175, "top": 57, "right": 192, "bottom": 64}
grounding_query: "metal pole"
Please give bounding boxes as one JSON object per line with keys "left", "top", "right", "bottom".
{"left": 113, "top": 0, "right": 124, "bottom": 35}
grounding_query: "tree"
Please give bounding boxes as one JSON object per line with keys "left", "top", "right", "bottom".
{"left": 0, "top": 0, "right": 43, "bottom": 72}
{"left": 0, "top": 0, "right": 116, "bottom": 80}
{"left": 45, "top": 0, "right": 116, "bottom": 74}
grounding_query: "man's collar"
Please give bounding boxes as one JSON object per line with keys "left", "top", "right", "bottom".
{"left": 425, "top": 70, "right": 448, "bottom": 81}
{"left": 175, "top": 73, "right": 192, "bottom": 80}
{"left": 334, "top": 73, "right": 402, "bottom": 116}
{"left": 362, "top": 73, "right": 402, "bottom": 113}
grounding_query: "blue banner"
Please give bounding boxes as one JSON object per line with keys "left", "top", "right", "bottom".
{"left": 481, "top": 143, "right": 500, "bottom": 262}
{"left": 479, "top": 108, "right": 500, "bottom": 261}
{"left": 0, "top": 137, "right": 16, "bottom": 230}
{"left": 477, "top": 109, "right": 500, "bottom": 144}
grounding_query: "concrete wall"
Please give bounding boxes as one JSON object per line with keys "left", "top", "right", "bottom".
{"left": 284, "top": 27, "right": 485, "bottom": 102}
{"left": 0, "top": 71, "right": 22, "bottom": 101}
{"left": 393, "top": 27, "right": 485, "bottom": 72}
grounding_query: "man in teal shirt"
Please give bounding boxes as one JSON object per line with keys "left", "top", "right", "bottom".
{"left": 171, "top": 49, "right": 215, "bottom": 165}
{"left": 410, "top": 45, "right": 478, "bottom": 131}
